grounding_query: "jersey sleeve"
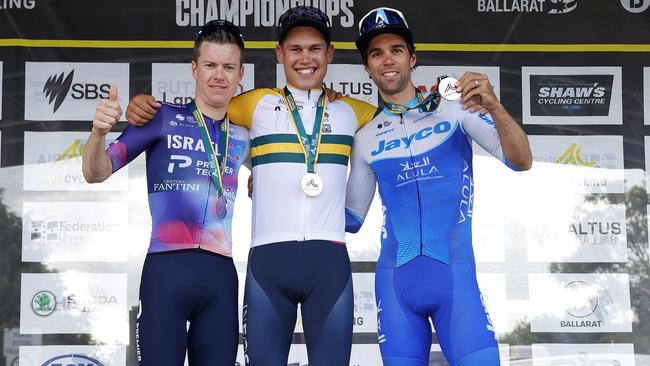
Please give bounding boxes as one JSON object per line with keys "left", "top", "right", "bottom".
{"left": 340, "top": 97, "right": 379, "bottom": 130}
{"left": 105, "top": 110, "right": 163, "bottom": 173}
{"left": 455, "top": 102, "right": 517, "bottom": 169}
{"left": 345, "top": 133, "right": 377, "bottom": 233}
{"left": 227, "top": 88, "right": 272, "bottom": 129}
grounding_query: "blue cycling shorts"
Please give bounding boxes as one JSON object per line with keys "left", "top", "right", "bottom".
{"left": 242, "top": 240, "right": 353, "bottom": 366}
{"left": 376, "top": 256, "right": 499, "bottom": 366}
{"left": 136, "top": 249, "right": 239, "bottom": 366}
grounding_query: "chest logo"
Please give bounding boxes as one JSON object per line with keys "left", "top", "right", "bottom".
{"left": 371, "top": 121, "right": 452, "bottom": 156}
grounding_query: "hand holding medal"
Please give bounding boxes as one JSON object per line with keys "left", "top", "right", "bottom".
{"left": 443, "top": 72, "right": 499, "bottom": 114}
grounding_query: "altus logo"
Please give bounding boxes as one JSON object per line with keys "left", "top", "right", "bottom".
{"left": 555, "top": 143, "right": 599, "bottom": 167}
{"left": 43, "top": 70, "right": 74, "bottom": 113}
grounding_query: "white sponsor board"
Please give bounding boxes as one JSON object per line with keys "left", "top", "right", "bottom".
{"left": 528, "top": 273, "right": 633, "bottom": 333}
{"left": 522, "top": 66, "right": 623, "bottom": 125}
{"left": 23, "top": 131, "right": 128, "bottom": 191}
{"left": 527, "top": 202, "right": 628, "bottom": 262}
{"left": 644, "top": 136, "right": 650, "bottom": 203}
{"left": 277, "top": 64, "right": 378, "bottom": 105}
{"left": 431, "top": 344, "right": 510, "bottom": 365}
{"left": 412, "top": 66, "right": 501, "bottom": 99}
{"left": 527, "top": 135, "right": 624, "bottom": 194}
{"left": 152, "top": 63, "right": 255, "bottom": 105}
{"left": 24, "top": 62, "right": 129, "bottom": 121}
{"left": 22, "top": 201, "right": 129, "bottom": 262}
{"left": 477, "top": 273, "right": 508, "bottom": 335}
{"left": 531, "top": 343, "right": 635, "bottom": 366}
{"left": 234, "top": 344, "right": 383, "bottom": 366}
{"left": 20, "top": 273, "right": 128, "bottom": 342}
{"left": 352, "top": 273, "right": 377, "bottom": 333}
{"left": 19, "top": 345, "right": 126, "bottom": 366}
{"left": 472, "top": 146, "right": 507, "bottom": 262}
{"left": 645, "top": 68, "right": 650, "bottom": 125}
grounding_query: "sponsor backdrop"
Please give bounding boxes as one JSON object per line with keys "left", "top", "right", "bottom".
{"left": 1, "top": 0, "right": 650, "bottom": 365}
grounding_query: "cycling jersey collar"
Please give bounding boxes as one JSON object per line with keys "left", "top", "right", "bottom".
{"left": 285, "top": 84, "right": 324, "bottom": 101}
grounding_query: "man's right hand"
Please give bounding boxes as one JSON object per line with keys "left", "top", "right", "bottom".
{"left": 92, "top": 85, "right": 122, "bottom": 136}
{"left": 125, "top": 94, "right": 161, "bottom": 126}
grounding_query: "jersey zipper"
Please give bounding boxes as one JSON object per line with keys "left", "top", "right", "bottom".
{"left": 198, "top": 121, "right": 217, "bottom": 251}
{"left": 399, "top": 113, "right": 425, "bottom": 256}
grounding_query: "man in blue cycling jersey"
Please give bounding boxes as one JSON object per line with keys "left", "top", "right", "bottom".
{"left": 82, "top": 20, "right": 249, "bottom": 366}
{"left": 345, "top": 7, "right": 532, "bottom": 366}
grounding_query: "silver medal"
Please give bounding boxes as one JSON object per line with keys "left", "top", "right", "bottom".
{"left": 438, "top": 77, "right": 461, "bottom": 101}
{"left": 215, "top": 195, "right": 228, "bottom": 219}
{"left": 301, "top": 173, "right": 323, "bottom": 197}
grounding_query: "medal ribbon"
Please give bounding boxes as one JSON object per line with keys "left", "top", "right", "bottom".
{"left": 189, "top": 100, "right": 229, "bottom": 196}
{"left": 281, "top": 86, "right": 327, "bottom": 174}
{"left": 383, "top": 75, "right": 447, "bottom": 114}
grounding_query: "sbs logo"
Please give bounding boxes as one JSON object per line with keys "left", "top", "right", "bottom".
{"left": 41, "top": 354, "right": 104, "bottom": 366}
{"left": 620, "top": 0, "right": 649, "bottom": 13}
{"left": 42, "top": 69, "right": 110, "bottom": 113}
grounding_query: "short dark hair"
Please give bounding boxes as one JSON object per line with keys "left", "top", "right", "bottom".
{"left": 193, "top": 20, "right": 245, "bottom": 65}
{"left": 360, "top": 38, "right": 416, "bottom": 65}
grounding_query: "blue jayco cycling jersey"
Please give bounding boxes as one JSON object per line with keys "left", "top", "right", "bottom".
{"left": 345, "top": 94, "right": 515, "bottom": 268}
{"left": 345, "top": 92, "right": 519, "bottom": 365}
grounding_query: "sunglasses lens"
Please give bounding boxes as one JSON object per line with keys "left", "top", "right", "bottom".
{"left": 359, "top": 8, "right": 406, "bottom": 35}
{"left": 195, "top": 20, "right": 245, "bottom": 46}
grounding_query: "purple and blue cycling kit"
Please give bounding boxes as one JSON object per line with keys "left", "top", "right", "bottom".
{"left": 106, "top": 102, "right": 249, "bottom": 257}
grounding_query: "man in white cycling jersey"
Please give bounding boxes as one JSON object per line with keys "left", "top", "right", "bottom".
{"left": 125, "top": 6, "right": 376, "bottom": 366}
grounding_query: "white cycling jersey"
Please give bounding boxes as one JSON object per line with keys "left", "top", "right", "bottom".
{"left": 228, "top": 86, "right": 375, "bottom": 247}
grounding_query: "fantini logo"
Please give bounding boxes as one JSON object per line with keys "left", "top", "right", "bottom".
{"left": 43, "top": 70, "right": 74, "bottom": 113}
{"left": 555, "top": 143, "right": 599, "bottom": 167}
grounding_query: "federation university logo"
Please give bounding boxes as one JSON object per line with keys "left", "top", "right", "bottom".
{"left": 43, "top": 70, "right": 74, "bottom": 113}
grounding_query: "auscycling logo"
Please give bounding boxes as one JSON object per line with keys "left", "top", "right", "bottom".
{"left": 478, "top": 0, "right": 577, "bottom": 13}
{"left": 43, "top": 70, "right": 74, "bottom": 113}
{"left": 555, "top": 143, "right": 599, "bottom": 167}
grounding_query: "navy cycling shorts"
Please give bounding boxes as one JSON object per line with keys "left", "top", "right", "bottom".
{"left": 242, "top": 240, "right": 353, "bottom": 366}
{"left": 376, "top": 256, "right": 499, "bottom": 366}
{"left": 136, "top": 249, "right": 238, "bottom": 366}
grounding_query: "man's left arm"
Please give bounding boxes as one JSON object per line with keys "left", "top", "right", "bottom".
{"left": 457, "top": 72, "right": 532, "bottom": 171}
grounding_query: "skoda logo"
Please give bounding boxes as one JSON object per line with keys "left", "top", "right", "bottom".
{"left": 31, "top": 290, "right": 56, "bottom": 317}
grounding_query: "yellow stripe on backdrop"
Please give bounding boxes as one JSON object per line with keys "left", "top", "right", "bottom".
{"left": 1, "top": 39, "right": 650, "bottom": 52}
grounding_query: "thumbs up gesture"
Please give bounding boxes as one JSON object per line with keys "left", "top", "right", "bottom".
{"left": 92, "top": 85, "right": 123, "bottom": 135}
